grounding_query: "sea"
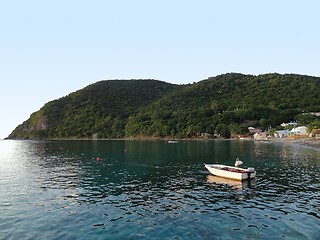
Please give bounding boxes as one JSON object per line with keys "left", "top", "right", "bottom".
{"left": 0, "top": 139, "right": 319, "bottom": 240}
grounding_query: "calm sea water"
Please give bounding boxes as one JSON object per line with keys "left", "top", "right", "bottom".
{"left": 0, "top": 140, "right": 319, "bottom": 240}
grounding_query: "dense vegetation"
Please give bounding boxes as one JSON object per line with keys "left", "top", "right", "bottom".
{"left": 8, "top": 80, "right": 182, "bottom": 139}
{"left": 125, "top": 73, "right": 320, "bottom": 138}
{"left": 8, "top": 73, "right": 320, "bottom": 139}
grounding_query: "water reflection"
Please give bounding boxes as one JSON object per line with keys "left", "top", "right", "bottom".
{"left": 206, "top": 175, "right": 256, "bottom": 190}
{"left": 0, "top": 140, "right": 319, "bottom": 240}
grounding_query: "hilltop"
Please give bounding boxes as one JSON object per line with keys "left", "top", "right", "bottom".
{"left": 7, "top": 73, "right": 320, "bottom": 139}
{"left": 8, "top": 80, "right": 183, "bottom": 139}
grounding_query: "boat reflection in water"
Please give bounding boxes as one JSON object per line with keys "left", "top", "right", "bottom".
{"left": 206, "top": 175, "right": 256, "bottom": 190}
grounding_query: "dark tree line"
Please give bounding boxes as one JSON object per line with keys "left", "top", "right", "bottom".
{"left": 8, "top": 73, "right": 320, "bottom": 139}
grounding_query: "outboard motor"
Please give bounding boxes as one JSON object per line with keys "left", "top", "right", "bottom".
{"left": 247, "top": 167, "right": 255, "bottom": 179}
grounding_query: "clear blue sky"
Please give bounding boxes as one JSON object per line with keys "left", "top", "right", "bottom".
{"left": 1, "top": 0, "right": 319, "bottom": 139}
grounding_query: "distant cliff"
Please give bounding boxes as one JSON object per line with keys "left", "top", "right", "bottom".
{"left": 8, "top": 73, "right": 320, "bottom": 139}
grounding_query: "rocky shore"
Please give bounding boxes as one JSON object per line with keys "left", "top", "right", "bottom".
{"left": 270, "top": 137, "right": 320, "bottom": 149}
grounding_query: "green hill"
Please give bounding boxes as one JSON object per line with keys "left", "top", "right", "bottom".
{"left": 8, "top": 80, "right": 183, "bottom": 139}
{"left": 125, "top": 73, "right": 320, "bottom": 138}
{"left": 7, "top": 73, "right": 320, "bottom": 139}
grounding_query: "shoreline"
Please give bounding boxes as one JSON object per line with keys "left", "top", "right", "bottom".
{"left": 269, "top": 137, "right": 320, "bottom": 149}
{"left": 4, "top": 136, "right": 320, "bottom": 149}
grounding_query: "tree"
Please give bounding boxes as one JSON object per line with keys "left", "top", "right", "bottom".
{"left": 307, "top": 119, "right": 320, "bottom": 137}
{"left": 216, "top": 124, "right": 231, "bottom": 139}
{"left": 295, "top": 113, "right": 317, "bottom": 125}
{"left": 162, "top": 125, "right": 171, "bottom": 136}
{"left": 259, "top": 118, "right": 272, "bottom": 131}
{"left": 210, "top": 100, "right": 218, "bottom": 112}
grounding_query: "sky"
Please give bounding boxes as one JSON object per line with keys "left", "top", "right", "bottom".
{"left": 1, "top": 0, "right": 320, "bottom": 139}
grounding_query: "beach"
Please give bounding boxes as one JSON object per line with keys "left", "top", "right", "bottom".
{"left": 270, "top": 137, "right": 320, "bottom": 149}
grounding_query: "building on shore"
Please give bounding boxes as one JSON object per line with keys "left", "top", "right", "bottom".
{"left": 288, "top": 126, "right": 308, "bottom": 138}
{"left": 253, "top": 132, "right": 271, "bottom": 141}
{"left": 248, "top": 127, "right": 261, "bottom": 133}
{"left": 281, "top": 122, "right": 296, "bottom": 127}
{"left": 310, "top": 129, "right": 320, "bottom": 139}
{"left": 274, "top": 130, "right": 289, "bottom": 138}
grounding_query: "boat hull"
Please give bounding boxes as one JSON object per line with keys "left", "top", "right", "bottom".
{"left": 205, "top": 164, "right": 256, "bottom": 181}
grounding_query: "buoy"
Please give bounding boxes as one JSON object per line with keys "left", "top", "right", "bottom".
{"left": 97, "top": 157, "right": 100, "bottom": 161}
{"left": 124, "top": 149, "right": 127, "bottom": 152}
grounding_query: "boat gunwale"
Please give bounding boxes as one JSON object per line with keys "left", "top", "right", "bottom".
{"left": 204, "top": 164, "right": 256, "bottom": 180}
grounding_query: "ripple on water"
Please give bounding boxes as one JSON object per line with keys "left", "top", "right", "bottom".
{"left": 1, "top": 140, "right": 320, "bottom": 239}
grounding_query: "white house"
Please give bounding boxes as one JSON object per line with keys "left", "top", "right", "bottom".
{"left": 288, "top": 126, "right": 308, "bottom": 137}
{"left": 274, "top": 130, "right": 289, "bottom": 138}
{"left": 254, "top": 132, "right": 271, "bottom": 140}
{"left": 281, "top": 122, "right": 296, "bottom": 127}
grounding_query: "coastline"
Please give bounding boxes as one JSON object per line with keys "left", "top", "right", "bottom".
{"left": 4, "top": 136, "right": 320, "bottom": 149}
{"left": 269, "top": 137, "right": 320, "bottom": 149}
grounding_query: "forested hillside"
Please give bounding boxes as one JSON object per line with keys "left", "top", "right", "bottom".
{"left": 7, "top": 73, "right": 320, "bottom": 139}
{"left": 8, "top": 80, "right": 183, "bottom": 139}
{"left": 125, "top": 73, "right": 320, "bottom": 138}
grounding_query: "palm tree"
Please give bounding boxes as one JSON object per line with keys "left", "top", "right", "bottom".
{"left": 307, "top": 119, "right": 320, "bottom": 137}
{"left": 307, "top": 123, "right": 315, "bottom": 137}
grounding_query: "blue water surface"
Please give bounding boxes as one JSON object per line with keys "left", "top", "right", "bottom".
{"left": 0, "top": 140, "right": 319, "bottom": 239}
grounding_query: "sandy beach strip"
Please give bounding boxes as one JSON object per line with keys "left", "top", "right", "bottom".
{"left": 270, "top": 137, "right": 320, "bottom": 149}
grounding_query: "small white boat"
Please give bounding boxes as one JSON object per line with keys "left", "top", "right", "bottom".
{"left": 167, "top": 140, "right": 178, "bottom": 143}
{"left": 205, "top": 158, "right": 256, "bottom": 181}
